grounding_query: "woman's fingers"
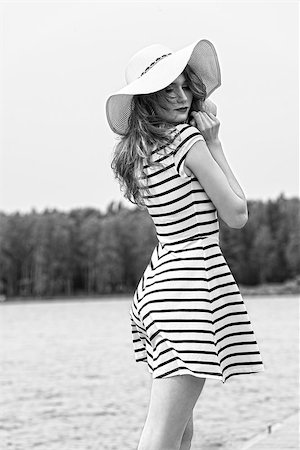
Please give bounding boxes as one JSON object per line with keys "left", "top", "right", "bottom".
{"left": 203, "top": 99, "right": 217, "bottom": 116}
{"left": 205, "top": 111, "right": 220, "bottom": 122}
{"left": 190, "top": 109, "right": 220, "bottom": 144}
{"left": 192, "top": 111, "right": 214, "bottom": 128}
{"left": 198, "top": 111, "right": 220, "bottom": 128}
{"left": 191, "top": 112, "right": 206, "bottom": 130}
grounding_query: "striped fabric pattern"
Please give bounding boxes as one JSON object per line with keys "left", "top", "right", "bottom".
{"left": 129, "top": 124, "right": 264, "bottom": 383}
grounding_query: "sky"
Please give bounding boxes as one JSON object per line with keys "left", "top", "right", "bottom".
{"left": 0, "top": 0, "right": 299, "bottom": 214}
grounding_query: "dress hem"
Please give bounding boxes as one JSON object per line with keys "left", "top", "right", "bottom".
{"left": 136, "top": 358, "right": 265, "bottom": 384}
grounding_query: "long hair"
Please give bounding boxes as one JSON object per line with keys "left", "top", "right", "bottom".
{"left": 111, "top": 65, "right": 207, "bottom": 206}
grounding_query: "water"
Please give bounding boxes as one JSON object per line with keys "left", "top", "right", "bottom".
{"left": 0, "top": 295, "right": 299, "bottom": 450}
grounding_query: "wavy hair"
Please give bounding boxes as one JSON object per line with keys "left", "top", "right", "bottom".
{"left": 111, "top": 65, "right": 207, "bottom": 206}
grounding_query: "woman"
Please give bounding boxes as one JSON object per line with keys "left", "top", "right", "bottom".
{"left": 106, "top": 40, "right": 264, "bottom": 450}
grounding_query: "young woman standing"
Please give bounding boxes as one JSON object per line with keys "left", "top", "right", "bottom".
{"left": 106, "top": 39, "right": 264, "bottom": 450}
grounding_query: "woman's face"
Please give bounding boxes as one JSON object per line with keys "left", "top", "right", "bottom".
{"left": 153, "top": 73, "right": 193, "bottom": 124}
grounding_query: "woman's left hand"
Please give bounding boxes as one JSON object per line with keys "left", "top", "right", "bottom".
{"left": 189, "top": 110, "right": 220, "bottom": 146}
{"left": 191, "top": 99, "right": 217, "bottom": 119}
{"left": 203, "top": 99, "right": 217, "bottom": 116}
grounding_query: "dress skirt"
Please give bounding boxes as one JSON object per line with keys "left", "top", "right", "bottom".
{"left": 129, "top": 235, "right": 265, "bottom": 383}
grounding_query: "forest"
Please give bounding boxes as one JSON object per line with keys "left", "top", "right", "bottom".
{"left": 0, "top": 193, "right": 299, "bottom": 299}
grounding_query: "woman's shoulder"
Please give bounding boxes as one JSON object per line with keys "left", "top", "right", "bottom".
{"left": 175, "top": 123, "right": 203, "bottom": 140}
{"left": 150, "top": 124, "right": 203, "bottom": 159}
{"left": 173, "top": 123, "right": 204, "bottom": 149}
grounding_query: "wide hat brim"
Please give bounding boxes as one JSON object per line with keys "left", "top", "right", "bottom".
{"left": 106, "top": 39, "right": 221, "bottom": 135}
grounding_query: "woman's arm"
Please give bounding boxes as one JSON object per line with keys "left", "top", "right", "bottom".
{"left": 185, "top": 111, "right": 248, "bottom": 228}
{"left": 205, "top": 139, "right": 247, "bottom": 202}
{"left": 190, "top": 110, "right": 247, "bottom": 201}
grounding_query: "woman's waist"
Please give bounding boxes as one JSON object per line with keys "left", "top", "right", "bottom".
{"left": 156, "top": 230, "right": 220, "bottom": 253}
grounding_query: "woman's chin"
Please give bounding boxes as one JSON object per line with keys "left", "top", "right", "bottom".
{"left": 172, "top": 112, "right": 189, "bottom": 124}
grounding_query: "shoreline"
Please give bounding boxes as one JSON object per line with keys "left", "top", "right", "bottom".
{"left": 0, "top": 281, "right": 299, "bottom": 304}
{"left": 239, "top": 280, "right": 299, "bottom": 296}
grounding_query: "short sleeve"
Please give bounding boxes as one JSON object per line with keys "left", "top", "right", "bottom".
{"left": 173, "top": 124, "right": 204, "bottom": 178}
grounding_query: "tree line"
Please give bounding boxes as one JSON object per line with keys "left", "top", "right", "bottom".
{"left": 0, "top": 193, "right": 299, "bottom": 298}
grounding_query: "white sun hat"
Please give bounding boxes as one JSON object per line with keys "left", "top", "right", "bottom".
{"left": 106, "top": 39, "right": 221, "bottom": 135}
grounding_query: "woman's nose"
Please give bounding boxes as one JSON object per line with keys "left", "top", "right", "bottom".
{"left": 177, "top": 87, "right": 188, "bottom": 103}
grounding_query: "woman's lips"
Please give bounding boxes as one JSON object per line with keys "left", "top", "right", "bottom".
{"left": 176, "top": 107, "right": 188, "bottom": 112}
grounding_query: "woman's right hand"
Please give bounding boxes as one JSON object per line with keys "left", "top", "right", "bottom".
{"left": 189, "top": 110, "right": 221, "bottom": 146}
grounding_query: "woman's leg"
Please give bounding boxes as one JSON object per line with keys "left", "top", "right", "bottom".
{"left": 138, "top": 375, "right": 205, "bottom": 450}
{"left": 180, "top": 413, "right": 193, "bottom": 450}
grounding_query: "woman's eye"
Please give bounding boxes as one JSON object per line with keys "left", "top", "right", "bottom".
{"left": 183, "top": 85, "right": 190, "bottom": 90}
{"left": 165, "top": 88, "right": 173, "bottom": 93}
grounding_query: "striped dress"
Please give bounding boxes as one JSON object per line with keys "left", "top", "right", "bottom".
{"left": 129, "top": 123, "right": 264, "bottom": 383}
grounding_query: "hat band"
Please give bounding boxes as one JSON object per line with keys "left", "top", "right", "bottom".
{"left": 139, "top": 53, "right": 172, "bottom": 77}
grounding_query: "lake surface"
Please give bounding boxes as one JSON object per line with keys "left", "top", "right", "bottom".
{"left": 0, "top": 295, "right": 299, "bottom": 450}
